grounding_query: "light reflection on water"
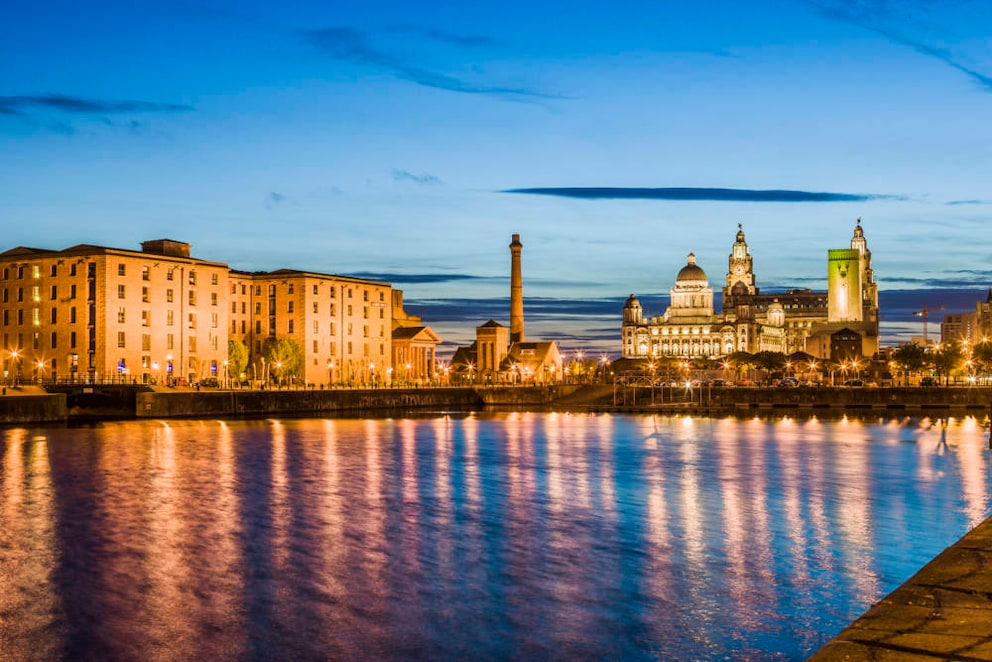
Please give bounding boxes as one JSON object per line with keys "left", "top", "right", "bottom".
{"left": 1, "top": 413, "right": 989, "bottom": 660}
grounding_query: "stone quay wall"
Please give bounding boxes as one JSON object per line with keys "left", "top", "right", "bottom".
{"left": 0, "top": 393, "right": 68, "bottom": 424}
{"left": 135, "top": 385, "right": 584, "bottom": 419}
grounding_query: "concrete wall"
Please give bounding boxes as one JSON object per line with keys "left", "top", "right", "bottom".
{"left": 608, "top": 386, "right": 992, "bottom": 411}
{"left": 136, "top": 384, "right": 584, "bottom": 419}
{"left": 137, "top": 387, "right": 485, "bottom": 418}
{"left": 0, "top": 394, "right": 67, "bottom": 424}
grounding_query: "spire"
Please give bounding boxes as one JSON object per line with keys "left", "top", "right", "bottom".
{"left": 687, "top": 252, "right": 696, "bottom": 266}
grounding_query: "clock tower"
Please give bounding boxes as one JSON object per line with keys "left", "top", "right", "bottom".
{"left": 722, "top": 224, "right": 758, "bottom": 311}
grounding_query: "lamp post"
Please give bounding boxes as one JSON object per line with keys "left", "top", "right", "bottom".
{"left": 327, "top": 360, "right": 334, "bottom": 388}
{"left": 222, "top": 360, "right": 229, "bottom": 389}
{"left": 10, "top": 349, "right": 21, "bottom": 386}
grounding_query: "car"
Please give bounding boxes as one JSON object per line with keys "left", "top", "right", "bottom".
{"left": 777, "top": 378, "right": 799, "bottom": 388}
{"left": 920, "top": 376, "right": 937, "bottom": 387}
{"left": 843, "top": 379, "right": 865, "bottom": 387}
{"left": 198, "top": 377, "right": 220, "bottom": 388}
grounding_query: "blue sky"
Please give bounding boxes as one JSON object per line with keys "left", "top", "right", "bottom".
{"left": 3, "top": 0, "right": 992, "bottom": 354}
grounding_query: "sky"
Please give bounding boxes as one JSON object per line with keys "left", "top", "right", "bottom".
{"left": 3, "top": 0, "right": 992, "bottom": 355}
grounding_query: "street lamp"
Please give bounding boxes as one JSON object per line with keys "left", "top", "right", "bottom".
{"left": 327, "top": 360, "right": 334, "bottom": 388}
{"left": 10, "top": 349, "right": 21, "bottom": 385}
{"left": 222, "top": 359, "right": 229, "bottom": 388}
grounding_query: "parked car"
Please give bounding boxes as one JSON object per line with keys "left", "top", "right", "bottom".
{"left": 777, "top": 378, "right": 799, "bottom": 388}
{"left": 198, "top": 377, "right": 220, "bottom": 388}
{"left": 920, "top": 376, "right": 937, "bottom": 387}
{"left": 843, "top": 379, "right": 865, "bottom": 387}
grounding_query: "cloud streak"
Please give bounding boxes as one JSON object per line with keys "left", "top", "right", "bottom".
{"left": 504, "top": 187, "right": 901, "bottom": 203}
{"left": 385, "top": 24, "right": 498, "bottom": 48}
{"left": 301, "top": 26, "right": 561, "bottom": 101}
{"left": 813, "top": 1, "right": 992, "bottom": 92}
{"left": 392, "top": 169, "right": 442, "bottom": 185}
{"left": 350, "top": 272, "right": 495, "bottom": 285}
{"left": 0, "top": 94, "right": 194, "bottom": 116}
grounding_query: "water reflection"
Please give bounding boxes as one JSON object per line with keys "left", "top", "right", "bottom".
{"left": 0, "top": 414, "right": 989, "bottom": 659}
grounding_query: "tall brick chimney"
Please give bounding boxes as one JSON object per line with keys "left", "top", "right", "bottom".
{"left": 510, "top": 233, "right": 524, "bottom": 344}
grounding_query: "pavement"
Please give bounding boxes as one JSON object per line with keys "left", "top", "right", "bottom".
{"left": 810, "top": 515, "right": 992, "bottom": 661}
{"left": 0, "top": 385, "right": 48, "bottom": 396}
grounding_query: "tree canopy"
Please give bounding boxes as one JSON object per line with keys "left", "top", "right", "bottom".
{"left": 227, "top": 339, "right": 248, "bottom": 381}
{"left": 261, "top": 337, "right": 304, "bottom": 383}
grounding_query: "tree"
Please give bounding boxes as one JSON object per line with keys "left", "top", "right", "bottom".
{"left": 971, "top": 340, "right": 992, "bottom": 382}
{"left": 930, "top": 340, "right": 964, "bottom": 386}
{"left": 727, "top": 351, "right": 754, "bottom": 383}
{"left": 227, "top": 339, "right": 249, "bottom": 383}
{"left": 891, "top": 342, "right": 927, "bottom": 386}
{"left": 261, "top": 337, "right": 304, "bottom": 385}
{"left": 752, "top": 351, "right": 787, "bottom": 384}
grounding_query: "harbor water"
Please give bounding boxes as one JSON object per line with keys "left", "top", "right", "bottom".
{"left": 1, "top": 413, "right": 989, "bottom": 659}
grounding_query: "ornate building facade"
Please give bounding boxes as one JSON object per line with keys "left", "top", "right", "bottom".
{"left": 621, "top": 221, "right": 879, "bottom": 360}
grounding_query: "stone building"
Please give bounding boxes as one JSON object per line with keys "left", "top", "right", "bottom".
{"left": 449, "top": 233, "right": 563, "bottom": 383}
{"left": 228, "top": 269, "right": 394, "bottom": 386}
{"left": 1, "top": 239, "right": 440, "bottom": 386}
{"left": 0, "top": 240, "right": 229, "bottom": 384}
{"left": 621, "top": 221, "right": 880, "bottom": 361}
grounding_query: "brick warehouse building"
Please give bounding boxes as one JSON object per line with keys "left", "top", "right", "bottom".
{"left": 0, "top": 239, "right": 439, "bottom": 386}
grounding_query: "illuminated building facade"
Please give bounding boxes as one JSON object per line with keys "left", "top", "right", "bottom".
{"left": 449, "top": 233, "right": 563, "bottom": 383}
{"left": 622, "top": 221, "right": 880, "bottom": 360}
{"left": 0, "top": 240, "right": 229, "bottom": 384}
{"left": 1, "top": 239, "right": 440, "bottom": 386}
{"left": 228, "top": 270, "right": 394, "bottom": 386}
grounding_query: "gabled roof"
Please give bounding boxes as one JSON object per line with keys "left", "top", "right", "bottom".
{"left": 479, "top": 319, "right": 505, "bottom": 328}
{"left": 0, "top": 246, "right": 55, "bottom": 257}
{"left": 393, "top": 325, "right": 442, "bottom": 343}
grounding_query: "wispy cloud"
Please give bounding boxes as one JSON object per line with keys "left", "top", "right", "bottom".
{"left": 385, "top": 24, "right": 498, "bottom": 48}
{"left": 0, "top": 94, "right": 193, "bottom": 116}
{"left": 812, "top": 1, "right": 992, "bottom": 92}
{"left": 392, "top": 169, "right": 442, "bottom": 185}
{"left": 350, "top": 272, "right": 494, "bottom": 285}
{"left": 301, "top": 26, "right": 561, "bottom": 101}
{"left": 946, "top": 199, "right": 991, "bottom": 206}
{"left": 264, "top": 191, "right": 294, "bottom": 209}
{"left": 504, "top": 187, "right": 902, "bottom": 202}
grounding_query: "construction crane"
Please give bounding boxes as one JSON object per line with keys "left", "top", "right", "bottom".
{"left": 913, "top": 304, "right": 946, "bottom": 346}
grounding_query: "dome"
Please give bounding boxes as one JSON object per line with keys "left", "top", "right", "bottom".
{"left": 624, "top": 293, "right": 641, "bottom": 308}
{"left": 676, "top": 253, "right": 707, "bottom": 282}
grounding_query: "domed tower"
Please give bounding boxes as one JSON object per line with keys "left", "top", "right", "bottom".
{"left": 667, "top": 253, "right": 714, "bottom": 319}
{"left": 723, "top": 223, "right": 758, "bottom": 311}
{"left": 623, "top": 293, "right": 643, "bottom": 324}
{"left": 621, "top": 294, "right": 645, "bottom": 358}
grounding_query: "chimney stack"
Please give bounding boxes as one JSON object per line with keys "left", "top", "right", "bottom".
{"left": 509, "top": 233, "right": 524, "bottom": 344}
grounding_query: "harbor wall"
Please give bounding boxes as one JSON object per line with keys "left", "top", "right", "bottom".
{"left": 135, "top": 385, "right": 583, "bottom": 418}
{"left": 0, "top": 393, "right": 67, "bottom": 424}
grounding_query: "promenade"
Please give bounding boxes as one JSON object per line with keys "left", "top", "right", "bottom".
{"left": 811, "top": 515, "right": 992, "bottom": 660}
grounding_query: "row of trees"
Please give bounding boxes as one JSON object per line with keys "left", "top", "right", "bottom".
{"left": 226, "top": 338, "right": 304, "bottom": 385}
{"left": 615, "top": 339, "right": 992, "bottom": 386}
{"left": 891, "top": 339, "right": 992, "bottom": 386}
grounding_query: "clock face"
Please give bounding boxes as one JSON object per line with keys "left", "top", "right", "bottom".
{"left": 732, "top": 263, "right": 745, "bottom": 276}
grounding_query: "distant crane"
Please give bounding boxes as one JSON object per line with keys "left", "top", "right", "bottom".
{"left": 913, "top": 304, "right": 946, "bottom": 346}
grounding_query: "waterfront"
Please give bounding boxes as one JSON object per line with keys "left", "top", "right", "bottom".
{"left": 1, "top": 413, "right": 990, "bottom": 660}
